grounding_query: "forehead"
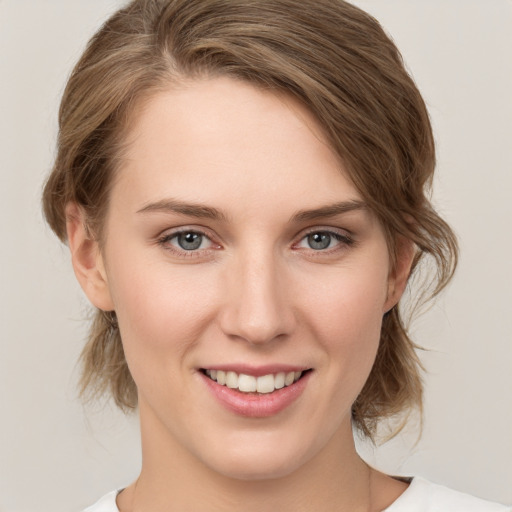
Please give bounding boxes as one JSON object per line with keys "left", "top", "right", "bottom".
{"left": 113, "top": 76, "right": 362, "bottom": 219}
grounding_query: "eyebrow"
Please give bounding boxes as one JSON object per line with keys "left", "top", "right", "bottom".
{"left": 136, "top": 198, "right": 367, "bottom": 223}
{"left": 136, "top": 199, "right": 227, "bottom": 221}
{"left": 291, "top": 200, "right": 368, "bottom": 222}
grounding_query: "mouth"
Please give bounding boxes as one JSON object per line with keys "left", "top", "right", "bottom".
{"left": 200, "top": 367, "right": 312, "bottom": 417}
{"left": 200, "top": 368, "right": 311, "bottom": 394}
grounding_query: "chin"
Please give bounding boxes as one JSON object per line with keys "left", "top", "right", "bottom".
{"left": 206, "top": 452, "right": 305, "bottom": 482}
{"left": 196, "top": 431, "right": 318, "bottom": 482}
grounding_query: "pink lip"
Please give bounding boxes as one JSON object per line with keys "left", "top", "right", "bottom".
{"left": 200, "top": 369, "right": 312, "bottom": 418}
{"left": 202, "top": 364, "right": 309, "bottom": 377}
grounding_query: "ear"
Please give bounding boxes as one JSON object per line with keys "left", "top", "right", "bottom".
{"left": 383, "top": 237, "right": 415, "bottom": 313}
{"left": 65, "top": 203, "right": 115, "bottom": 311}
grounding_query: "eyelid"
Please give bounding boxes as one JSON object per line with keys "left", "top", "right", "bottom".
{"left": 156, "top": 226, "right": 222, "bottom": 256}
{"left": 295, "top": 225, "right": 353, "bottom": 241}
{"left": 292, "top": 226, "right": 355, "bottom": 251}
{"left": 154, "top": 224, "right": 355, "bottom": 257}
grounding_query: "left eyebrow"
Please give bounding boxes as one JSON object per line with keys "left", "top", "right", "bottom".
{"left": 136, "top": 198, "right": 228, "bottom": 221}
{"left": 291, "top": 200, "right": 368, "bottom": 222}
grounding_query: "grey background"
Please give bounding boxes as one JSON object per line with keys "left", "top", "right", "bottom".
{"left": 0, "top": 1, "right": 511, "bottom": 510}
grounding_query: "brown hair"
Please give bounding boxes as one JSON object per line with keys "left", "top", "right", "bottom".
{"left": 42, "top": 0, "right": 457, "bottom": 439}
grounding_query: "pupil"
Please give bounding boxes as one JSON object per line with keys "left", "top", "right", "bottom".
{"left": 308, "top": 232, "right": 331, "bottom": 250}
{"left": 178, "top": 232, "right": 202, "bottom": 250}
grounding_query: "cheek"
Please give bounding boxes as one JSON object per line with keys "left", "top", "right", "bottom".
{"left": 299, "top": 263, "right": 388, "bottom": 384}
{"left": 301, "top": 262, "right": 388, "bottom": 340}
{"left": 105, "top": 251, "right": 219, "bottom": 378}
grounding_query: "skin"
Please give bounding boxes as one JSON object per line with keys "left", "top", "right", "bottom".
{"left": 67, "top": 77, "right": 412, "bottom": 511}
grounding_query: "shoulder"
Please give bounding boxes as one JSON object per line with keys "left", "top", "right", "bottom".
{"left": 80, "top": 479, "right": 511, "bottom": 512}
{"left": 386, "top": 477, "right": 511, "bottom": 512}
{"left": 82, "top": 490, "right": 119, "bottom": 512}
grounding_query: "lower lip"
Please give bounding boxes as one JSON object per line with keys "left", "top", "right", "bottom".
{"left": 201, "top": 371, "right": 311, "bottom": 418}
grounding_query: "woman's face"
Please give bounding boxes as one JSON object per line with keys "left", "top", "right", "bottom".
{"left": 85, "top": 77, "right": 404, "bottom": 479}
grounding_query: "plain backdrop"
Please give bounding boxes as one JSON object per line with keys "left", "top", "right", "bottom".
{"left": 0, "top": 1, "right": 511, "bottom": 511}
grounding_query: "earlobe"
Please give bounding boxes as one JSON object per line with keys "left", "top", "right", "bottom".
{"left": 65, "top": 203, "right": 115, "bottom": 311}
{"left": 384, "top": 237, "right": 416, "bottom": 313}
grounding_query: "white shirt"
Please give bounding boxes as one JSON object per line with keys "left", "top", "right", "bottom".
{"left": 83, "top": 477, "right": 511, "bottom": 512}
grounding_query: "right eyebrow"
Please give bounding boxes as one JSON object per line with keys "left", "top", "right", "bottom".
{"left": 291, "top": 200, "right": 368, "bottom": 222}
{"left": 136, "top": 198, "right": 228, "bottom": 221}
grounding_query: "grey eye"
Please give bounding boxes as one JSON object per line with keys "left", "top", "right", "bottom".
{"left": 307, "top": 232, "right": 332, "bottom": 250}
{"left": 176, "top": 232, "right": 204, "bottom": 250}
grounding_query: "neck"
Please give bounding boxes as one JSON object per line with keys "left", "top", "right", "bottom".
{"left": 133, "top": 454, "right": 373, "bottom": 512}
{"left": 118, "top": 407, "right": 379, "bottom": 512}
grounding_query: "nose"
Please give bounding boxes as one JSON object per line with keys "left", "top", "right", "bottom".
{"left": 218, "top": 250, "right": 295, "bottom": 345}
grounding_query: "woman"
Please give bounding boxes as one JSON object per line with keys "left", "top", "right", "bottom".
{"left": 42, "top": 0, "right": 509, "bottom": 511}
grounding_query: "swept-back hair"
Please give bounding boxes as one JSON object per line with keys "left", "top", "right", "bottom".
{"left": 43, "top": 0, "right": 457, "bottom": 439}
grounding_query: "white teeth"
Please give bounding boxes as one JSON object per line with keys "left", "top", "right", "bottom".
{"left": 274, "top": 372, "right": 285, "bottom": 389}
{"left": 205, "top": 369, "right": 305, "bottom": 393}
{"left": 256, "top": 374, "right": 275, "bottom": 394}
{"left": 226, "top": 371, "right": 238, "bottom": 389}
{"left": 216, "top": 370, "right": 226, "bottom": 385}
{"left": 238, "top": 374, "right": 257, "bottom": 392}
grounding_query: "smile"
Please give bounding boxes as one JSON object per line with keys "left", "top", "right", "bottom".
{"left": 203, "top": 369, "right": 303, "bottom": 394}
{"left": 200, "top": 367, "right": 312, "bottom": 417}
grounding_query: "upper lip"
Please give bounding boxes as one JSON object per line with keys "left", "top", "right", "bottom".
{"left": 200, "top": 364, "right": 311, "bottom": 377}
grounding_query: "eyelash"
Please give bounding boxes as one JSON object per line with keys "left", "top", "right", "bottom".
{"left": 293, "top": 228, "right": 355, "bottom": 255}
{"left": 156, "top": 227, "right": 355, "bottom": 258}
{"left": 157, "top": 228, "right": 219, "bottom": 258}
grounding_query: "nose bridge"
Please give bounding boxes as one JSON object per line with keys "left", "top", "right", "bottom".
{"left": 220, "top": 245, "right": 294, "bottom": 344}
